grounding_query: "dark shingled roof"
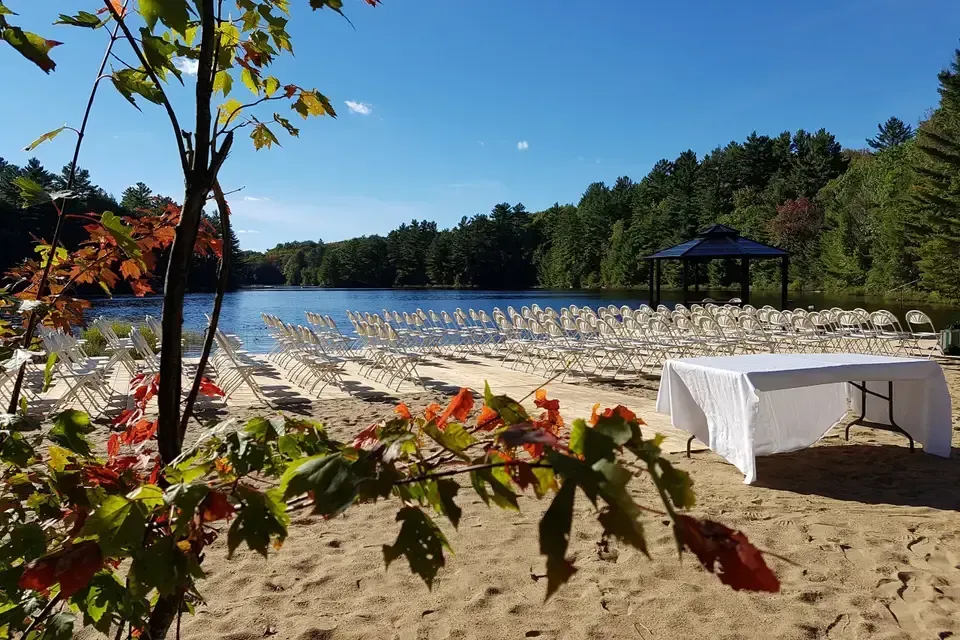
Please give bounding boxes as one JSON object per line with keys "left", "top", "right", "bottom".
{"left": 644, "top": 224, "right": 788, "bottom": 260}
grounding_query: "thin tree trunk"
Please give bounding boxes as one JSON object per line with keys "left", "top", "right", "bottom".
{"left": 5, "top": 17, "right": 123, "bottom": 413}
{"left": 155, "top": 0, "right": 219, "bottom": 465}
{"left": 156, "top": 186, "right": 208, "bottom": 464}
{"left": 179, "top": 181, "right": 232, "bottom": 441}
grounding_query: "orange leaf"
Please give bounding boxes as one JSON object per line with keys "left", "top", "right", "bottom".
{"left": 602, "top": 405, "right": 637, "bottom": 423}
{"left": 476, "top": 405, "right": 502, "bottom": 431}
{"left": 97, "top": 0, "right": 126, "bottom": 16}
{"left": 394, "top": 403, "right": 412, "bottom": 420}
{"left": 437, "top": 387, "right": 474, "bottom": 428}
{"left": 590, "top": 403, "right": 601, "bottom": 426}
{"left": 119, "top": 259, "right": 141, "bottom": 280}
{"left": 424, "top": 403, "right": 441, "bottom": 423}
{"left": 214, "top": 457, "right": 233, "bottom": 474}
{"left": 130, "top": 279, "right": 152, "bottom": 297}
{"left": 106, "top": 433, "right": 121, "bottom": 457}
{"left": 534, "top": 388, "right": 560, "bottom": 412}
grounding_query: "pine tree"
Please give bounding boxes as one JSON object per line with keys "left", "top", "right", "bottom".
{"left": 866, "top": 117, "right": 915, "bottom": 151}
{"left": 910, "top": 49, "right": 960, "bottom": 297}
{"left": 121, "top": 182, "right": 155, "bottom": 214}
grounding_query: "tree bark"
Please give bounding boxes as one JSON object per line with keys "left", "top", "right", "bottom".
{"left": 155, "top": 0, "right": 221, "bottom": 465}
{"left": 179, "top": 181, "right": 232, "bottom": 441}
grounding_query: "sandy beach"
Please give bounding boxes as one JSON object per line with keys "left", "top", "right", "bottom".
{"left": 51, "top": 351, "right": 957, "bottom": 640}
{"left": 63, "top": 355, "right": 954, "bottom": 640}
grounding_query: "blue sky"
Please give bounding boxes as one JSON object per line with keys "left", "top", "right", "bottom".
{"left": 2, "top": 0, "right": 959, "bottom": 251}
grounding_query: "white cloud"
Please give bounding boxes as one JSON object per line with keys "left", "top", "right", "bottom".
{"left": 243, "top": 196, "right": 269, "bottom": 202}
{"left": 235, "top": 229, "right": 260, "bottom": 234}
{"left": 517, "top": 140, "right": 529, "bottom": 151}
{"left": 478, "top": 141, "right": 485, "bottom": 146}
{"left": 173, "top": 57, "right": 199, "bottom": 76}
{"left": 344, "top": 100, "right": 373, "bottom": 115}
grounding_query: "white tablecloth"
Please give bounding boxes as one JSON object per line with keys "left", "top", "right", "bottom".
{"left": 656, "top": 353, "right": 953, "bottom": 483}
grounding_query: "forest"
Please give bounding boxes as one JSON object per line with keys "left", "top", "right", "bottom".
{"left": 3, "top": 48, "right": 960, "bottom": 301}
{"left": 238, "top": 48, "right": 960, "bottom": 301}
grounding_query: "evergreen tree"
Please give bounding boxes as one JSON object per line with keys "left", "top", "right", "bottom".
{"left": 121, "top": 182, "right": 155, "bottom": 214}
{"left": 909, "top": 49, "right": 960, "bottom": 297}
{"left": 867, "top": 117, "right": 915, "bottom": 150}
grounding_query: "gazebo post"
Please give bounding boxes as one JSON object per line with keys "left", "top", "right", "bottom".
{"left": 680, "top": 259, "right": 687, "bottom": 305}
{"left": 655, "top": 259, "right": 662, "bottom": 308}
{"left": 647, "top": 260, "right": 654, "bottom": 308}
{"left": 741, "top": 257, "right": 750, "bottom": 305}
{"left": 693, "top": 260, "right": 700, "bottom": 296}
{"left": 781, "top": 255, "right": 789, "bottom": 309}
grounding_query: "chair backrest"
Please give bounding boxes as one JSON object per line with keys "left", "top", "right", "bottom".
{"left": 905, "top": 310, "right": 935, "bottom": 334}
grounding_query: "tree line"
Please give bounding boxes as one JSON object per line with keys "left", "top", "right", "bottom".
{"left": 244, "top": 50, "right": 960, "bottom": 300}
{"left": 6, "top": 48, "right": 960, "bottom": 301}
{"left": 0, "top": 162, "right": 246, "bottom": 295}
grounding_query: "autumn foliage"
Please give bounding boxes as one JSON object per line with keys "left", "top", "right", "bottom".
{"left": 1, "top": 383, "right": 778, "bottom": 638}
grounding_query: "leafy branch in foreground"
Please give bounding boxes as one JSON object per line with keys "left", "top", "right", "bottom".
{"left": 2, "top": 384, "right": 779, "bottom": 639}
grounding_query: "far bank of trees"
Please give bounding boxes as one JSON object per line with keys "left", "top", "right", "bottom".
{"left": 242, "top": 48, "right": 960, "bottom": 300}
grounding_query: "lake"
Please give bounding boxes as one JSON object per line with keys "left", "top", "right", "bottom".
{"left": 89, "top": 288, "right": 960, "bottom": 354}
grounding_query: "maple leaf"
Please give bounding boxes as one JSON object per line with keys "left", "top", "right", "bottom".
{"left": 129, "top": 279, "right": 152, "bottom": 296}
{"left": 19, "top": 541, "right": 104, "bottom": 598}
{"left": 436, "top": 387, "right": 474, "bottom": 429}
{"left": 201, "top": 490, "right": 235, "bottom": 522}
{"left": 674, "top": 515, "right": 780, "bottom": 592}
{"left": 350, "top": 423, "right": 379, "bottom": 450}
{"left": 96, "top": 0, "right": 126, "bottom": 17}
{"left": 424, "top": 403, "right": 441, "bottom": 424}
{"left": 82, "top": 464, "right": 122, "bottom": 490}
{"left": 106, "top": 433, "right": 121, "bottom": 457}
{"left": 214, "top": 457, "right": 233, "bottom": 474}
{"left": 476, "top": 405, "right": 502, "bottom": 431}
{"left": 198, "top": 377, "right": 225, "bottom": 397}
{"left": 534, "top": 388, "right": 560, "bottom": 412}
{"left": 119, "top": 259, "right": 141, "bottom": 280}
{"left": 394, "top": 403, "right": 412, "bottom": 420}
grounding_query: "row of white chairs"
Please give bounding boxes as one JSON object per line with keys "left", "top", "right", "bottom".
{"left": 330, "top": 303, "right": 943, "bottom": 384}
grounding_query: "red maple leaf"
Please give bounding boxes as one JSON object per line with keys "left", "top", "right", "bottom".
{"left": 82, "top": 465, "right": 122, "bottom": 490}
{"left": 350, "top": 423, "right": 379, "bottom": 450}
{"left": 19, "top": 541, "right": 104, "bottom": 598}
{"left": 675, "top": 515, "right": 780, "bottom": 592}
{"left": 394, "top": 403, "right": 412, "bottom": 420}
{"left": 200, "top": 490, "right": 235, "bottom": 522}
{"left": 198, "top": 377, "right": 225, "bottom": 398}
{"left": 106, "top": 433, "right": 121, "bottom": 458}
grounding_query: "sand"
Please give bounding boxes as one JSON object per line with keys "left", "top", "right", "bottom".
{"left": 77, "top": 360, "right": 960, "bottom": 640}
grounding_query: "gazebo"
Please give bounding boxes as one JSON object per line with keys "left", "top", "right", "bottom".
{"left": 643, "top": 224, "right": 789, "bottom": 309}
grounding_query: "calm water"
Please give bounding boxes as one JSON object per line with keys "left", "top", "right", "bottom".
{"left": 89, "top": 288, "right": 960, "bottom": 353}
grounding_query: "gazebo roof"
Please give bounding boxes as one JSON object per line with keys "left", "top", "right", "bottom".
{"left": 643, "top": 224, "right": 788, "bottom": 260}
